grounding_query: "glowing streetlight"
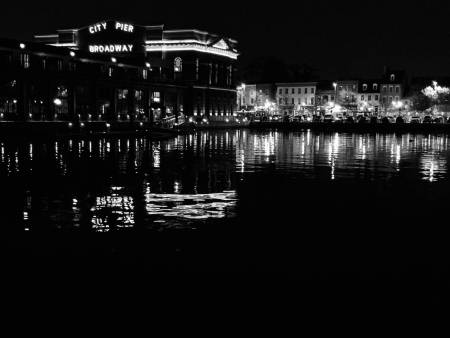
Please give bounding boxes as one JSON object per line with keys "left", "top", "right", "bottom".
{"left": 111, "top": 57, "right": 117, "bottom": 63}
{"left": 53, "top": 98, "right": 62, "bottom": 106}
{"left": 19, "top": 43, "right": 26, "bottom": 49}
{"left": 70, "top": 51, "right": 76, "bottom": 57}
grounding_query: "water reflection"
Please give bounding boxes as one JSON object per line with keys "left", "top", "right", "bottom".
{"left": 2, "top": 130, "right": 450, "bottom": 232}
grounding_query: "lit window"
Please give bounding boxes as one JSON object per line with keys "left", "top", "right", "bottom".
{"left": 373, "top": 84, "right": 378, "bottom": 90}
{"left": 196, "top": 59, "right": 200, "bottom": 81}
{"left": 20, "top": 53, "right": 30, "bottom": 69}
{"left": 390, "top": 74, "right": 395, "bottom": 81}
{"left": 142, "top": 69, "right": 148, "bottom": 80}
{"left": 174, "top": 57, "right": 182, "bottom": 72}
{"left": 363, "top": 84, "right": 368, "bottom": 91}
{"left": 152, "top": 92, "right": 160, "bottom": 103}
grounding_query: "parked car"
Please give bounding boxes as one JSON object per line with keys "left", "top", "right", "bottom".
{"left": 335, "top": 114, "right": 345, "bottom": 123}
{"left": 422, "top": 115, "right": 433, "bottom": 124}
{"left": 370, "top": 116, "right": 380, "bottom": 124}
{"left": 382, "top": 116, "right": 395, "bottom": 124}
{"left": 323, "top": 114, "right": 335, "bottom": 123}
{"left": 283, "top": 115, "right": 292, "bottom": 122}
{"left": 433, "top": 117, "right": 445, "bottom": 124}
{"left": 396, "top": 116, "right": 405, "bottom": 124}
{"left": 345, "top": 116, "right": 355, "bottom": 124}
{"left": 410, "top": 116, "right": 421, "bottom": 124}
{"left": 292, "top": 116, "right": 302, "bottom": 123}
{"left": 270, "top": 115, "right": 282, "bottom": 121}
{"left": 312, "top": 115, "right": 323, "bottom": 123}
{"left": 357, "top": 115, "right": 369, "bottom": 124}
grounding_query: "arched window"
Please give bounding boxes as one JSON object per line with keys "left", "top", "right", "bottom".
{"left": 390, "top": 74, "right": 395, "bottom": 82}
{"left": 174, "top": 57, "right": 182, "bottom": 73}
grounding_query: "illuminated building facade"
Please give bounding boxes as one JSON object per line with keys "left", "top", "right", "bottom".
{"left": 0, "top": 20, "right": 239, "bottom": 124}
{"left": 357, "top": 80, "right": 381, "bottom": 113}
{"left": 237, "top": 84, "right": 276, "bottom": 112}
{"left": 379, "top": 69, "right": 407, "bottom": 113}
{"left": 276, "top": 82, "right": 317, "bottom": 116}
{"left": 315, "top": 82, "right": 337, "bottom": 114}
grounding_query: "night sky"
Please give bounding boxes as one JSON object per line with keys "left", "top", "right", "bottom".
{"left": 3, "top": 1, "right": 450, "bottom": 79}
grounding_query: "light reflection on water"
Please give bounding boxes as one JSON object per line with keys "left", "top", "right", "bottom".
{"left": 2, "top": 129, "right": 450, "bottom": 232}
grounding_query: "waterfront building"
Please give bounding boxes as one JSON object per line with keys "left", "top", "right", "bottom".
{"left": 0, "top": 20, "right": 239, "bottom": 124}
{"left": 380, "top": 68, "right": 406, "bottom": 114}
{"left": 237, "top": 83, "right": 276, "bottom": 112}
{"left": 276, "top": 82, "right": 317, "bottom": 116}
{"left": 316, "top": 82, "right": 337, "bottom": 114}
{"left": 357, "top": 80, "right": 381, "bottom": 114}
{"left": 336, "top": 80, "right": 359, "bottom": 114}
{"left": 237, "top": 84, "right": 256, "bottom": 111}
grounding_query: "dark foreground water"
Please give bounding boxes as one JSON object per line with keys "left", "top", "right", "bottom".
{"left": 2, "top": 130, "right": 450, "bottom": 289}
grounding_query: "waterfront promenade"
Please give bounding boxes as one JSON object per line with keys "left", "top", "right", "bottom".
{"left": 4, "top": 119, "right": 450, "bottom": 141}
{"left": 249, "top": 121, "right": 450, "bottom": 133}
{"left": 0, "top": 121, "right": 178, "bottom": 140}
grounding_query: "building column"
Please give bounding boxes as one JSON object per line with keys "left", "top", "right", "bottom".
{"left": 17, "top": 79, "right": 30, "bottom": 121}
{"left": 204, "top": 89, "right": 209, "bottom": 117}
{"left": 143, "top": 89, "right": 150, "bottom": 123}
{"left": 44, "top": 81, "right": 53, "bottom": 121}
{"left": 67, "top": 83, "right": 76, "bottom": 122}
{"left": 108, "top": 87, "right": 117, "bottom": 121}
{"left": 90, "top": 81, "right": 98, "bottom": 120}
{"left": 127, "top": 88, "right": 135, "bottom": 122}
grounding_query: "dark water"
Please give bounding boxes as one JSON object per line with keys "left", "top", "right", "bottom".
{"left": 2, "top": 130, "right": 450, "bottom": 285}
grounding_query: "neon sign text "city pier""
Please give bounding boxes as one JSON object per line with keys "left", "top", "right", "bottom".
{"left": 89, "top": 21, "right": 135, "bottom": 34}
{"left": 89, "top": 44, "right": 134, "bottom": 53}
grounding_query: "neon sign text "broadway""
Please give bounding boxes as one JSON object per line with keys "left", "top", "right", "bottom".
{"left": 89, "top": 44, "right": 134, "bottom": 53}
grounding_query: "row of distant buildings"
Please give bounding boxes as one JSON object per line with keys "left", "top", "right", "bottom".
{"left": 237, "top": 68, "right": 412, "bottom": 116}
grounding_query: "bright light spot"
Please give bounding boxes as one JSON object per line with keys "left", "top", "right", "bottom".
{"left": 19, "top": 43, "right": 26, "bottom": 49}
{"left": 111, "top": 57, "right": 117, "bottom": 63}
{"left": 53, "top": 98, "right": 62, "bottom": 106}
{"left": 70, "top": 51, "right": 76, "bottom": 57}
